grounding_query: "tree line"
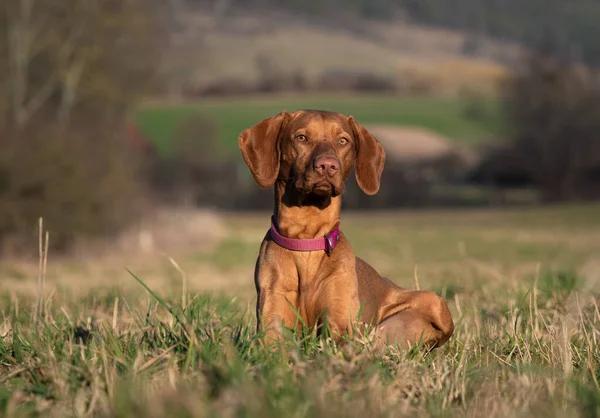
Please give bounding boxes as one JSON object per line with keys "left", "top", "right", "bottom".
{"left": 188, "top": 0, "right": 600, "bottom": 65}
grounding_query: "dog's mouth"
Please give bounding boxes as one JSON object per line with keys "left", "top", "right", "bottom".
{"left": 294, "top": 176, "right": 341, "bottom": 197}
{"left": 311, "top": 180, "right": 334, "bottom": 196}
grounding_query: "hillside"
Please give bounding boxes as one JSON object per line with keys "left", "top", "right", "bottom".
{"left": 183, "top": 0, "right": 600, "bottom": 64}
{"left": 166, "top": 10, "right": 520, "bottom": 96}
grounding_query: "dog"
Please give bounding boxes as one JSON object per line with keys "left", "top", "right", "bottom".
{"left": 238, "top": 109, "right": 454, "bottom": 350}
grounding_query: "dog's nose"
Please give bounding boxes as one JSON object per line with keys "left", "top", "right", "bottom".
{"left": 314, "top": 156, "right": 340, "bottom": 177}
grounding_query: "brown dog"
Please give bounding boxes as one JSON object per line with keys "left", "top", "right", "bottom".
{"left": 238, "top": 110, "right": 454, "bottom": 350}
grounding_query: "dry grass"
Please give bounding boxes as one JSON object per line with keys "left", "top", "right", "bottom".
{"left": 393, "top": 59, "right": 510, "bottom": 97}
{"left": 1, "top": 203, "right": 600, "bottom": 417}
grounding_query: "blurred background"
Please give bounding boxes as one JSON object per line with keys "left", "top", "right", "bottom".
{"left": 4, "top": 4, "right": 600, "bottom": 415}
{"left": 1, "top": 0, "right": 600, "bottom": 258}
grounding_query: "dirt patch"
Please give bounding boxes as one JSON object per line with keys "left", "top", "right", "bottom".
{"left": 365, "top": 124, "right": 479, "bottom": 166}
{"left": 116, "top": 207, "right": 228, "bottom": 256}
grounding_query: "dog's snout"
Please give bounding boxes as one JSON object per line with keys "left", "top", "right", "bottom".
{"left": 314, "top": 156, "right": 340, "bottom": 177}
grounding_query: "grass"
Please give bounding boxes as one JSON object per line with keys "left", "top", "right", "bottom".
{"left": 2, "top": 203, "right": 600, "bottom": 417}
{"left": 135, "top": 94, "right": 502, "bottom": 155}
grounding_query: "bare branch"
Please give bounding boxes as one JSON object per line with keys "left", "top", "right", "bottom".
{"left": 15, "top": 72, "right": 56, "bottom": 125}
{"left": 5, "top": 0, "right": 57, "bottom": 126}
{"left": 58, "top": 56, "right": 86, "bottom": 123}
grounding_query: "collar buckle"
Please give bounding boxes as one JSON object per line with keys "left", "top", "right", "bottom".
{"left": 324, "top": 233, "right": 333, "bottom": 257}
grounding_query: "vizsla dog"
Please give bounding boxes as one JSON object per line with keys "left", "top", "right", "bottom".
{"left": 238, "top": 110, "right": 454, "bottom": 350}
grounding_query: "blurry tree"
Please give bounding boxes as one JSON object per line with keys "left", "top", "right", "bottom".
{"left": 500, "top": 44, "right": 600, "bottom": 202}
{"left": 0, "top": 0, "right": 166, "bottom": 254}
{"left": 1, "top": 0, "right": 165, "bottom": 127}
{"left": 397, "top": 0, "right": 600, "bottom": 65}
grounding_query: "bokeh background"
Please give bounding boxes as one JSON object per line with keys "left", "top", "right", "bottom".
{"left": 2, "top": 0, "right": 600, "bottom": 258}
{"left": 2, "top": 2, "right": 600, "bottom": 416}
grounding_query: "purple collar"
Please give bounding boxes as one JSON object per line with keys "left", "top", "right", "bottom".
{"left": 269, "top": 216, "right": 341, "bottom": 256}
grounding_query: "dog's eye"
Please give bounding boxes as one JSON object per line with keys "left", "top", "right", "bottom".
{"left": 296, "top": 134, "right": 307, "bottom": 142}
{"left": 339, "top": 137, "right": 349, "bottom": 145}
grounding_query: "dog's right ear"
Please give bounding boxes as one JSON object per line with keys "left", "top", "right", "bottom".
{"left": 238, "top": 111, "right": 291, "bottom": 188}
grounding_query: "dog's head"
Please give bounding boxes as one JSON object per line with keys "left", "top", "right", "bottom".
{"left": 238, "top": 110, "right": 385, "bottom": 198}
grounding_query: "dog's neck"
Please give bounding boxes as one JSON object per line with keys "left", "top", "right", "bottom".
{"left": 273, "top": 180, "right": 341, "bottom": 239}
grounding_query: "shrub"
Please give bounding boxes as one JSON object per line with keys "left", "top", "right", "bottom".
{"left": 0, "top": 115, "right": 147, "bottom": 255}
{"left": 466, "top": 141, "right": 534, "bottom": 189}
{"left": 0, "top": 0, "right": 164, "bottom": 256}
{"left": 500, "top": 47, "right": 600, "bottom": 202}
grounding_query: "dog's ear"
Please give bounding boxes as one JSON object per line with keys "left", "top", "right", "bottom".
{"left": 348, "top": 116, "right": 386, "bottom": 195}
{"left": 238, "top": 111, "right": 291, "bottom": 188}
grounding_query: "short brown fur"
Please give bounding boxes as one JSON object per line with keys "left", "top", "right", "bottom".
{"left": 238, "top": 110, "right": 454, "bottom": 350}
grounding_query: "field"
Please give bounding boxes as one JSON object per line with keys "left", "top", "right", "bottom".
{"left": 135, "top": 95, "right": 502, "bottom": 155}
{"left": 1, "top": 203, "right": 600, "bottom": 417}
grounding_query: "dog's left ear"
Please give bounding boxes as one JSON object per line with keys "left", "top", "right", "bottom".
{"left": 348, "top": 116, "right": 386, "bottom": 195}
{"left": 238, "top": 111, "right": 291, "bottom": 188}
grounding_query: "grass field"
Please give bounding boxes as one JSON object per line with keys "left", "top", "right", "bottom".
{"left": 2, "top": 203, "right": 600, "bottom": 417}
{"left": 135, "top": 95, "right": 502, "bottom": 155}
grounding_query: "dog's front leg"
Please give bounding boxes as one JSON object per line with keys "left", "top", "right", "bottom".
{"left": 256, "top": 287, "right": 300, "bottom": 344}
{"left": 254, "top": 256, "right": 300, "bottom": 345}
{"left": 312, "top": 275, "right": 361, "bottom": 343}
